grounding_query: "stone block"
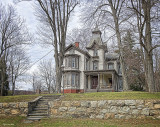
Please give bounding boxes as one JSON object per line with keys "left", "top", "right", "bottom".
{"left": 119, "top": 106, "right": 130, "bottom": 114}
{"left": 100, "top": 109, "right": 108, "bottom": 114}
{"left": 53, "top": 101, "right": 61, "bottom": 107}
{"left": 4, "top": 109, "right": 10, "bottom": 114}
{"left": 125, "top": 115, "right": 132, "bottom": 119}
{"left": 51, "top": 109, "right": 58, "bottom": 114}
{"left": 96, "top": 114, "right": 104, "bottom": 119}
{"left": 81, "top": 101, "right": 90, "bottom": 108}
{"left": 9, "top": 103, "right": 19, "bottom": 108}
{"left": 110, "top": 106, "right": 118, "bottom": 113}
{"left": 116, "top": 100, "right": 125, "bottom": 106}
{"left": 11, "top": 109, "right": 19, "bottom": 115}
{"left": 71, "top": 101, "right": 81, "bottom": 107}
{"left": 91, "top": 101, "right": 97, "bottom": 108}
{"left": 98, "top": 100, "right": 107, "bottom": 108}
{"left": 58, "top": 107, "right": 67, "bottom": 112}
{"left": 108, "top": 100, "right": 116, "bottom": 105}
{"left": 115, "top": 114, "right": 125, "bottom": 119}
{"left": 104, "top": 113, "right": 115, "bottom": 119}
{"left": 0, "top": 103, "right": 2, "bottom": 108}
{"left": 145, "top": 101, "right": 153, "bottom": 108}
{"left": 61, "top": 101, "right": 71, "bottom": 107}
{"left": 157, "top": 116, "right": 160, "bottom": 119}
{"left": 3, "top": 103, "right": 9, "bottom": 108}
{"left": 90, "top": 114, "right": 95, "bottom": 119}
{"left": 130, "top": 106, "right": 136, "bottom": 109}
{"left": 68, "top": 107, "right": 76, "bottom": 112}
{"left": 141, "top": 108, "right": 149, "bottom": 116}
{"left": 132, "top": 109, "right": 139, "bottom": 115}
{"left": 154, "top": 104, "right": 160, "bottom": 109}
{"left": 19, "top": 102, "right": 28, "bottom": 108}
{"left": 149, "top": 110, "right": 160, "bottom": 116}
{"left": 136, "top": 100, "right": 144, "bottom": 105}
{"left": 76, "top": 108, "right": 86, "bottom": 114}
{"left": 125, "top": 100, "right": 136, "bottom": 106}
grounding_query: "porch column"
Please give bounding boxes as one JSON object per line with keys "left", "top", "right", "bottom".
{"left": 112, "top": 72, "right": 115, "bottom": 91}
{"left": 98, "top": 73, "right": 100, "bottom": 90}
{"left": 88, "top": 75, "right": 91, "bottom": 89}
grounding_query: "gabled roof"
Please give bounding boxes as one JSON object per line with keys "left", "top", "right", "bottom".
{"left": 65, "top": 44, "right": 91, "bottom": 58}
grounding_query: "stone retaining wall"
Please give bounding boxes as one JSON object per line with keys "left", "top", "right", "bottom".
{"left": 49, "top": 100, "right": 160, "bottom": 119}
{"left": 0, "top": 96, "right": 42, "bottom": 117}
{"left": 0, "top": 102, "right": 28, "bottom": 116}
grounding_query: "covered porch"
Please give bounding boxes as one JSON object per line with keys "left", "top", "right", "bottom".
{"left": 84, "top": 70, "right": 120, "bottom": 92}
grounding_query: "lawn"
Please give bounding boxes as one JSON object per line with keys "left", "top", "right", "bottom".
{"left": 0, "top": 94, "right": 59, "bottom": 103}
{"left": 62, "top": 92, "right": 160, "bottom": 101}
{"left": 0, "top": 116, "right": 160, "bottom": 127}
{"left": 0, "top": 92, "right": 160, "bottom": 103}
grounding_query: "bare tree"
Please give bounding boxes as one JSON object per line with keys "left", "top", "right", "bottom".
{"left": 67, "top": 28, "right": 92, "bottom": 50}
{"left": 7, "top": 47, "right": 30, "bottom": 95}
{"left": 35, "top": 0, "right": 78, "bottom": 93}
{"left": 38, "top": 59, "right": 55, "bottom": 93}
{"left": 130, "top": 0, "right": 160, "bottom": 92}
{"left": 83, "top": 0, "right": 133, "bottom": 90}
{"left": 0, "top": 4, "right": 31, "bottom": 96}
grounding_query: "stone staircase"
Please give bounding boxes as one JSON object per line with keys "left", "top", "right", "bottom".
{"left": 27, "top": 95, "right": 60, "bottom": 121}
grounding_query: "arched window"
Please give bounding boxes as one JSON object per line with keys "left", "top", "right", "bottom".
{"left": 94, "top": 49, "right": 98, "bottom": 56}
{"left": 93, "top": 61, "right": 98, "bottom": 70}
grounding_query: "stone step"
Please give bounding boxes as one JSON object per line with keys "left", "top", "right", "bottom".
{"left": 37, "top": 103, "right": 48, "bottom": 105}
{"left": 34, "top": 108, "right": 48, "bottom": 110}
{"left": 27, "top": 116, "right": 48, "bottom": 121}
{"left": 32, "top": 110, "right": 48, "bottom": 113}
{"left": 28, "top": 113, "right": 48, "bottom": 116}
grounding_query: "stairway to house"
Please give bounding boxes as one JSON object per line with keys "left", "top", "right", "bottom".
{"left": 26, "top": 95, "right": 61, "bottom": 121}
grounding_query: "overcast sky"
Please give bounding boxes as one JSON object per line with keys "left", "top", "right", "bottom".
{"left": 1, "top": 0, "right": 82, "bottom": 90}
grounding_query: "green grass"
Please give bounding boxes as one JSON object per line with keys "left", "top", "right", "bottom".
{"left": 0, "top": 92, "right": 160, "bottom": 103}
{"left": 62, "top": 92, "right": 160, "bottom": 101}
{"left": 0, "top": 94, "right": 59, "bottom": 103}
{"left": 0, "top": 116, "right": 160, "bottom": 127}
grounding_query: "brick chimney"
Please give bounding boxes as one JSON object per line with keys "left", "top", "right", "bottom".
{"left": 75, "top": 42, "right": 79, "bottom": 48}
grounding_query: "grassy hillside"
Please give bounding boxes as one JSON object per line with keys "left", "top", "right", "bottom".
{"left": 0, "top": 92, "right": 160, "bottom": 103}
{"left": 62, "top": 92, "right": 160, "bottom": 101}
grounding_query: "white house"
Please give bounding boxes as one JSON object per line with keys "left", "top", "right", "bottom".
{"left": 61, "top": 27, "right": 123, "bottom": 93}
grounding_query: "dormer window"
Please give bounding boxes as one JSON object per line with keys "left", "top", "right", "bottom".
{"left": 93, "top": 61, "right": 98, "bottom": 70}
{"left": 94, "top": 49, "right": 98, "bottom": 56}
{"left": 108, "top": 63, "right": 114, "bottom": 70}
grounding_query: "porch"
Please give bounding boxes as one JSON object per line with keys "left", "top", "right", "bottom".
{"left": 84, "top": 70, "right": 121, "bottom": 92}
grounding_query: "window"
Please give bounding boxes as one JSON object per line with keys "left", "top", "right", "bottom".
{"left": 68, "top": 57, "right": 78, "bottom": 68}
{"left": 71, "top": 74, "right": 76, "bottom": 86}
{"left": 86, "top": 58, "right": 89, "bottom": 70}
{"left": 93, "top": 61, "right": 98, "bottom": 70}
{"left": 72, "top": 58, "right": 76, "bottom": 68}
{"left": 65, "top": 58, "right": 67, "bottom": 67}
{"left": 94, "top": 49, "right": 98, "bottom": 56}
{"left": 71, "top": 73, "right": 79, "bottom": 87}
{"left": 108, "top": 63, "right": 114, "bottom": 70}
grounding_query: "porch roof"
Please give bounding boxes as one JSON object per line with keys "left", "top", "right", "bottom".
{"left": 84, "top": 69, "right": 116, "bottom": 75}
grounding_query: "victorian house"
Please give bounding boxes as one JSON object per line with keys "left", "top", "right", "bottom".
{"left": 61, "top": 27, "right": 123, "bottom": 93}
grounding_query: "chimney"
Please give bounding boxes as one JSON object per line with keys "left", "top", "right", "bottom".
{"left": 75, "top": 42, "right": 79, "bottom": 48}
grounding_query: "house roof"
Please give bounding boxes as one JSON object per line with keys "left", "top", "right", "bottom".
{"left": 105, "top": 53, "right": 119, "bottom": 60}
{"left": 65, "top": 44, "right": 91, "bottom": 58}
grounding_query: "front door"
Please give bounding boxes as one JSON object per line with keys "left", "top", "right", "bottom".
{"left": 91, "top": 76, "right": 98, "bottom": 89}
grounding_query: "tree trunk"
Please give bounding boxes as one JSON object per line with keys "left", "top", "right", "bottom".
{"left": 142, "top": 0, "right": 155, "bottom": 92}
{"left": 109, "top": 0, "right": 129, "bottom": 90}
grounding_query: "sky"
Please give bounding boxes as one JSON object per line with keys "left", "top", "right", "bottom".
{"left": 2, "top": 0, "right": 82, "bottom": 90}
